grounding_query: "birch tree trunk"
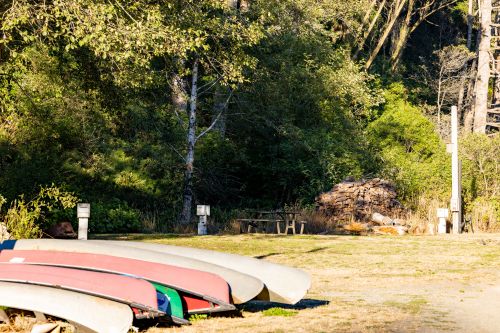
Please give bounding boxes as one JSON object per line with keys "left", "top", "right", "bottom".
{"left": 365, "top": 0, "right": 407, "bottom": 70}
{"left": 473, "top": 0, "right": 491, "bottom": 133}
{"left": 179, "top": 59, "right": 199, "bottom": 225}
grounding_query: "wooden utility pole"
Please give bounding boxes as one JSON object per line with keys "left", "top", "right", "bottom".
{"left": 450, "top": 106, "right": 462, "bottom": 234}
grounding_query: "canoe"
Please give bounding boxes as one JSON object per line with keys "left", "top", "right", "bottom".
{"left": 154, "top": 283, "right": 184, "bottom": 319}
{"left": 0, "top": 263, "right": 162, "bottom": 319}
{"left": 0, "top": 239, "right": 263, "bottom": 304}
{"left": 0, "top": 281, "right": 133, "bottom": 333}
{"left": 92, "top": 240, "right": 311, "bottom": 304}
{"left": 0, "top": 249, "right": 232, "bottom": 314}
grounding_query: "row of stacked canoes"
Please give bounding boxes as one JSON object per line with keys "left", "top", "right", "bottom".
{"left": 0, "top": 239, "right": 311, "bottom": 332}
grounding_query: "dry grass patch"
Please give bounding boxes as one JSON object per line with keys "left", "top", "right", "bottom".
{"left": 100, "top": 233, "right": 500, "bottom": 332}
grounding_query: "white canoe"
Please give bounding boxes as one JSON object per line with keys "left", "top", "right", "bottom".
{"left": 0, "top": 239, "right": 263, "bottom": 304}
{"left": 91, "top": 240, "right": 311, "bottom": 304}
{"left": 0, "top": 281, "right": 132, "bottom": 333}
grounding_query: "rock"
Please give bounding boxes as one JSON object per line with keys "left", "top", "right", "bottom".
{"left": 372, "top": 225, "right": 407, "bottom": 235}
{"left": 31, "top": 323, "right": 58, "bottom": 333}
{"left": 425, "top": 223, "right": 436, "bottom": 235}
{"left": 45, "top": 222, "right": 77, "bottom": 239}
{"left": 343, "top": 222, "right": 369, "bottom": 235}
{"left": 0, "top": 308, "right": 10, "bottom": 324}
{"left": 0, "top": 223, "right": 10, "bottom": 241}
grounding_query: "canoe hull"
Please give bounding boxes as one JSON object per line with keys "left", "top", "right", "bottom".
{"left": 0, "top": 249, "right": 231, "bottom": 315}
{"left": 0, "top": 263, "right": 160, "bottom": 317}
{"left": 93, "top": 240, "right": 312, "bottom": 304}
{"left": 0, "top": 239, "right": 263, "bottom": 304}
{"left": 0, "top": 282, "right": 133, "bottom": 333}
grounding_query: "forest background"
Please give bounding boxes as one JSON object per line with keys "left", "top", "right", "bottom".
{"left": 0, "top": 0, "right": 498, "bottom": 235}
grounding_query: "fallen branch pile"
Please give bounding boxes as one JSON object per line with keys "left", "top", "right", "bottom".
{"left": 315, "top": 178, "right": 409, "bottom": 234}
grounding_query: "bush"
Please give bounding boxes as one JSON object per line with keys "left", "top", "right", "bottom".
{"left": 2, "top": 185, "right": 78, "bottom": 239}
{"left": 89, "top": 200, "right": 142, "bottom": 234}
{"left": 368, "top": 83, "right": 450, "bottom": 206}
{"left": 467, "top": 197, "right": 499, "bottom": 232}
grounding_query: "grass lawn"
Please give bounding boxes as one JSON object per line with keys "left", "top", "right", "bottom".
{"left": 1, "top": 233, "right": 498, "bottom": 332}
{"left": 104, "top": 233, "right": 500, "bottom": 333}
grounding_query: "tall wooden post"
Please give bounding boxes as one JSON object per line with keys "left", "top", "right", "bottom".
{"left": 450, "top": 106, "right": 462, "bottom": 234}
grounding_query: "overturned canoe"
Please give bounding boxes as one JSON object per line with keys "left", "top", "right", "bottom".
{"left": 0, "top": 239, "right": 263, "bottom": 304}
{"left": 0, "top": 281, "right": 133, "bottom": 333}
{"left": 93, "top": 240, "right": 311, "bottom": 304}
{"left": 0, "top": 263, "right": 162, "bottom": 318}
{"left": 0, "top": 249, "right": 233, "bottom": 314}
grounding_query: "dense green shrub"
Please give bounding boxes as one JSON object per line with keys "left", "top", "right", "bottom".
{"left": 460, "top": 134, "right": 500, "bottom": 230}
{"left": 368, "top": 83, "right": 451, "bottom": 205}
{"left": 89, "top": 200, "right": 142, "bottom": 234}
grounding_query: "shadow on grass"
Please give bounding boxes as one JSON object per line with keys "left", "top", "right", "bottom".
{"left": 305, "top": 247, "right": 329, "bottom": 253}
{"left": 240, "top": 299, "right": 329, "bottom": 312}
{"left": 254, "top": 252, "right": 282, "bottom": 259}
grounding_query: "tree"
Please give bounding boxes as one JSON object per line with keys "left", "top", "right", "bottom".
{"left": 1, "top": 0, "right": 264, "bottom": 226}
{"left": 362, "top": 0, "right": 458, "bottom": 70}
{"left": 473, "top": 0, "right": 491, "bottom": 133}
{"left": 431, "top": 46, "right": 474, "bottom": 126}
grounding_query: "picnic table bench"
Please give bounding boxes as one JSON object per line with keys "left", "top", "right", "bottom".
{"left": 236, "top": 211, "right": 306, "bottom": 235}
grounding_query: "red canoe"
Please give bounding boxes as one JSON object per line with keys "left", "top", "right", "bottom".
{"left": 0, "top": 263, "right": 160, "bottom": 318}
{"left": 0, "top": 250, "right": 234, "bottom": 314}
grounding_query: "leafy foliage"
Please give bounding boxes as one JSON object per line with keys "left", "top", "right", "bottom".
{"left": 0, "top": 0, "right": 494, "bottom": 233}
{"left": 368, "top": 83, "right": 450, "bottom": 203}
{"left": 2, "top": 185, "right": 78, "bottom": 238}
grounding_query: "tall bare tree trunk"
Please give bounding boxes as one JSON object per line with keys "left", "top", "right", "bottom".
{"left": 354, "top": 0, "right": 387, "bottom": 59}
{"left": 179, "top": 59, "right": 199, "bottom": 225}
{"left": 358, "top": 0, "right": 378, "bottom": 34}
{"left": 365, "top": 0, "right": 407, "bottom": 70}
{"left": 492, "top": 57, "right": 500, "bottom": 105}
{"left": 464, "top": 60, "right": 477, "bottom": 132}
{"left": 492, "top": 10, "right": 500, "bottom": 105}
{"left": 212, "top": 85, "right": 229, "bottom": 137}
{"left": 457, "top": 73, "right": 467, "bottom": 122}
{"left": 464, "top": 25, "right": 482, "bottom": 132}
{"left": 473, "top": 0, "right": 491, "bottom": 133}
{"left": 467, "top": 0, "right": 474, "bottom": 49}
{"left": 390, "top": 0, "right": 414, "bottom": 71}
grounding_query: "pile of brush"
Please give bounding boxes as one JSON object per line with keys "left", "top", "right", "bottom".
{"left": 316, "top": 178, "right": 406, "bottom": 223}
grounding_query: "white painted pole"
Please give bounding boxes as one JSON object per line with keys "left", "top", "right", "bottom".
{"left": 450, "top": 106, "right": 461, "bottom": 234}
{"left": 196, "top": 205, "right": 209, "bottom": 235}
{"left": 77, "top": 203, "right": 90, "bottom": 240}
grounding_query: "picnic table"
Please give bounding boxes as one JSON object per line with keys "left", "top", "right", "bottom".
{"left": 236, "top": 210, "right": 306, "bottom": 235}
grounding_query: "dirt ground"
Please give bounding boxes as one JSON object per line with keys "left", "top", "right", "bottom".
{"left": 136, "top": 233, "right": 500, "bottom": 333}
{"left": 1, "top": 233, "right": 499, "bottom": 332}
